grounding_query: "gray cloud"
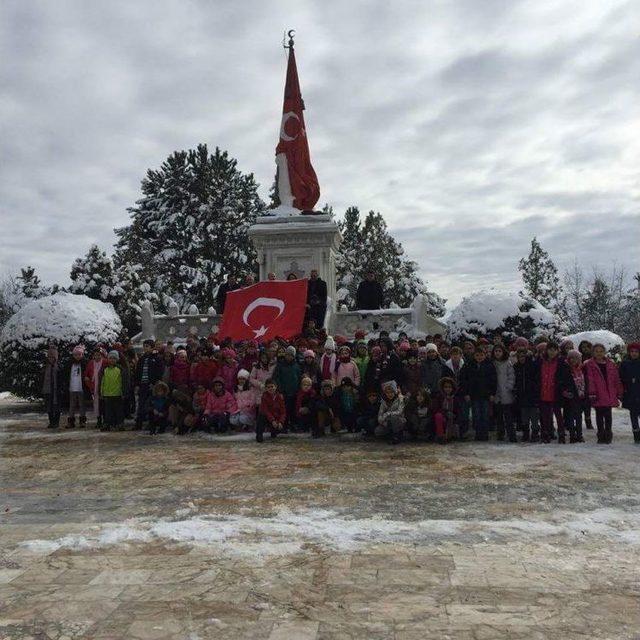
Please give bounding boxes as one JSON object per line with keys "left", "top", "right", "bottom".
{"left": 1, "top": 0, "right": 638, "bottom": 308}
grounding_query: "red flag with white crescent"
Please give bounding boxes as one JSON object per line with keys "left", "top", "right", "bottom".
{"left": 218, "top": 280, "right": 308, "bottom": 342}
{"left": 275, "top": 44, "right": 320, "bottom": 211}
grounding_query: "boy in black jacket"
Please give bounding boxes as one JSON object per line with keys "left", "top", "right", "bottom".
{"left": 134, "top": 339, "right": 165, "bottom": 430}
{"left": 460, "top": 347, "right": 497, "bottom": 441}
{"left": 513, "top": 348, "right": 540, "bottom": 442}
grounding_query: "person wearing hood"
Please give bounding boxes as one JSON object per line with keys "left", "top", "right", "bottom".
{"left": 335, "top": 346, "right": 361, "bottom": 388}
{"left": 204, "top": 377, "right": 238, "bottom": 433}
{"left": 42, "top": 344, "right": 62, "bottom": 428}
{"left": 230, "top": 369, "right": 257, "bottom": 430}
{"left": 377, "top": 380, "right": 405, "bottom": 444}
{"left": 65, "top": 344, "right": 89, "bottom": 428}
{"left": 420, "top": 343, "right": 454, "bottom": 395}
{"left": 620, "top": 342, "right": 640, "bottom": 443}
{"left": 319, "top": 337, "right": 338, "bottom": 382}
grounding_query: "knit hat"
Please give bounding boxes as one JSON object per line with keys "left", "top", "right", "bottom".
{"left": 425, "top": 343, "right": 438, "bottom": 353}
{"left": 382, "top": 380, "right": 398, "bottom": 394}
{"left": 324, "top": 336, "right": 336, "bottom": 351}
{"left": 567, "top": 349, "right": 582, "bottom": 362}
{"left": 108, "top": 350, "right": 120, "bottom": 361}
{"left": 303, "top": 349, "right": 316, "bottom": 358}
{"left": 221, "top": 347, "right": 236, "bottom": 359}
{"left": 286, "top": 345, "right": 297, "bottom": 357}
{"left": 237, "top": 369, "right": 250, "bottom": 379}
{"left": 335, "top": 335, "right": 347, "bottom": 346}
{"left": 627, "top": 342, "right": 640, "bottom": 353}
{"left": 354, "top": 329, "right": 366, "bottom": 340}
{"left": 513, "top": 337, "right": 529, "bottom": 350}
{"left": 560, "top": 338, "right": 574, "bottom": 349}
{"left": 72, "top": 344, "right": 85, "bottom": 357}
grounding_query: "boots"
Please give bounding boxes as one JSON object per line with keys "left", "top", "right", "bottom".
{"left": 66, "top": 416, "right": 76, "bottom": 429}
{"left": 633, "top": 430, "right": 640, "bottom": 444}
{"left": 79, "top": 415, "right": 87, "bottom": 428}
{"left": 96, "top": 415, "right": 103, "bottom": 429}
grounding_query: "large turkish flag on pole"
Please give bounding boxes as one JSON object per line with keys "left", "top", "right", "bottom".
{"left": 218, "top": 280, "right": 308, "bottom": 342}
{"left": 275, "top": 43, "right": 320, "bottom": 212}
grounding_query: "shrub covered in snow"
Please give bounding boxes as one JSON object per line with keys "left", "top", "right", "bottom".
{"left": 447, "top": 289, "right": 565, "bottom": 342}
{"left": 0, "top": 293, "right": 122, "bottom": 399}
{"left": 564, "top": 330, "right": 626, "bottom": 357}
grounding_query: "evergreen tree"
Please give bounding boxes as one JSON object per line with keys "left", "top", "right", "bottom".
{"left": 17, "top": 266, "right": 48, "bottom": 300}
{"left": 621, "top": 273, "right": 640, "bottom": 340}
{"left": 518, "top": 238, "right": 561, "bottom": 307}
{"left": 114, "top": 144, "right": 265, "bottom": 311}
{"left": 69, "top": 245, "right": 123, "bottom": 305}
{"left": 268, "top": 176, "right": 280, "bottom": 209}
{"left": 114, "top": 262, "right": 159, "bottom": 335}
{"left": 336, "top": 207, "right": 445, "bottom": 315}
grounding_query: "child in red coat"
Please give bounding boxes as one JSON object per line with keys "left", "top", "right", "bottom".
{"left": 257, "top": 379, "right": 286, "bottom": 443}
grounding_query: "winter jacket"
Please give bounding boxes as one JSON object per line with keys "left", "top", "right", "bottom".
{"left": 459, "top": 360, "right": 497, "bottom": 400}
{"left": 421, "top": 358, "right": 454, "bottom": 394}
{"left": 354, "top": 355, "right": 370, "bottom": 383}
{"left": 250, "top": 364, "right": 274, "bottom": 392}
{"left": 219, "top": 361, "right": 239, "bottom": 392}
{"left": 273, "top": 360, "right": 302, "bottom": 397}
{"left": 335, "top": 360, "right": 361, "bottom": 387}
{"left": 85, "top": 358, "right": 107, "bottom": 396}
{"left": 493, "top": 360, "right": 515, "bottom": 405}
{"left": 539, "top": 357, "right": 567, "bottom": 403}
{"left": 619, "top": 358, "right": 640, "bottom": 411}
{"left": 445, "top": 358, "right": 465, "bottom": 389}
{"left": 234, "top": 388, "right": 257, "bottom": 416}
{"left": 135, "top": 353, "right": 164, "bottom": 386}
{"left": 583, "top": 358, "right": 623, "bottom": 408}
{"left": 319, "top": 353, "right": 338, "bottom": 381}
{"left": 307, "top": 277, "right": 328, "bottom": 306}
{"left": 191, "top": 360, "right": 218, "bottom": 389}
{"left": 64, "top": 359, "right": 91, "bottom": 398}
{"left": 42, "top": 360, "right": 62, "bottom": 401}
{"left": 558, "top": 364, "right": 588, "bottom": 409}
{"left": 295, "top": 388, "right": 317, "bottom": 417}
{"left": 259, "top": 391, "right": 286, "bottom": 423}
{"left": 513, "top": 357, "right": 540, "bottom": 408}
{"left": 169, "top": 359, "right": 191, "bottom": 388}
{"left": 378, "top": 393, "right": 406, "bottom": 424}
{"left": 204, "top": 390, "right": 238, "bottom": 416}
{"left": 100, "top": 365, "right": 123, "bottom": 397}
{"left": 301, "top": 361, "right": 320, "bottom": 387}
{"left": 402, "top": 363, "right": 423, "bottom": 396}
{"left": 356, "top": 279, "right": 384, "bottom": 310}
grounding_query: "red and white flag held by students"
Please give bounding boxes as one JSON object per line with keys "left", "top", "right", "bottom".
{"left": 275, "top": 37, "right": 320, "bottom": 212}
{"left": 217, "top": 280, "right": 308, "bottom": 343}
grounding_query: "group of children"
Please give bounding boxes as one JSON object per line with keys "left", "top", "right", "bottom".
{"left": 41, "top": 329, "right": 640, "bottom": 446}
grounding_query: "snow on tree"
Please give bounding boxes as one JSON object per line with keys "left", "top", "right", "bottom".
{"left": 0, "top": 266, "right": 52, "bottom": 329}
{"left": 114, "top": 144, "right": 265, "bottom": 312}
{"left": 447, "top": 289, "right": 565, "bottom": 342}
{"left": 114, "top": 262, "right": 159, "bottom": 336}
{"left": 518, "top": 237, "right": 561, "bottom": 308}
{"left": 564, "top": 330, "right": 626, "bottom": 356}
{"left": 336, "top": 207, "right": 445, "bottom": 316}
{"left": 69, "top": 244, "right": 124, "bottom": 305}
{"left": 0, "top": 293, "right": 122, "bottom": 398}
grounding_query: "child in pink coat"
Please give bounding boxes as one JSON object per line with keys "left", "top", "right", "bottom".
{"left": 230, "top": 369, "right": 257, "bottom": 430}
{"left": 335, "top": 346, "right": 361, "bottom": 387}
{"left": 204, "top": 377, "right": 238, "bottom": 433}
{"left": 583, "top": 343, "right": 623, "bottom": 444}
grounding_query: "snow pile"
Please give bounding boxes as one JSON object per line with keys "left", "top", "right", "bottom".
{"left": 447, "top": 289, "right": 564, "bottom": 341}
{"left": 0, "top": 293, "right": 122, "bottom": 398}
{"left": 1, "top": 292, "right": 121, "bottom": 349}
{"left": 19, "top": 505, "right": 640, "bottom": 558}
{"left": 564, "top": 330, "right": 626, "bottom": 353}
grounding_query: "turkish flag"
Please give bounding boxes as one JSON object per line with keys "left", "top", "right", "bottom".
{"left": 275, "top": 45, "right": 320, "bottom": 211}
{"left": 218, "top": 280, "right": 308, "bottom": 342}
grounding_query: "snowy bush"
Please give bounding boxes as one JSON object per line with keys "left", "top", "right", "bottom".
{"left": 0, "top": 293, "right": 122, "bottom": 399}
{"left": 447, "top": 289, "right": 565, "bottom": 342}
{"left": 564, "top": 330, "right": 626, "bottom": 356}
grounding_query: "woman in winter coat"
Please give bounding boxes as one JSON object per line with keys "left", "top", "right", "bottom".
{"left": 619, "top": 342, "right": 640, "bottom": 443}
{"left": 492, "top": 344, "right": 517, "bottom": 442}
{"left": 583, "top": 343, "right": 623, "bottom": 444}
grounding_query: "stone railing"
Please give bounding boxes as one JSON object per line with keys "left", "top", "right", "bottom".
{"left": 132, "top": 295, "right": 446, "bottom": 345}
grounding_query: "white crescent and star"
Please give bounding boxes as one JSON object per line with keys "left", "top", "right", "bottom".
{"left": 279, "top": 111, "right": 305, "bottom": 142}
{"left": 242, "top": 297, "right": 286, "bottom": 338}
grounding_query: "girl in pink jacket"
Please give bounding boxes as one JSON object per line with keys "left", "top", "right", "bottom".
{"left": 335, "top": 346, "right": 361, "bottom": 387}
{"left": 204, "top": 377, "right": 238, "bottom": 433}
{"left": 583, "top": 343, "right": 623, "bottom": 444}
{"left": 230, "top": 369, "right": 257, "bottom": 429}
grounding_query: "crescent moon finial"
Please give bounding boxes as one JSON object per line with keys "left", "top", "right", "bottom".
{"left": 287, "top": 29, "right": 295, "bottom": 49}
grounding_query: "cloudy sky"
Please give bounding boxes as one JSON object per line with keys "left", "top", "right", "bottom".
{"left": 1, "top": 0, "right": 639, "bottom": 306}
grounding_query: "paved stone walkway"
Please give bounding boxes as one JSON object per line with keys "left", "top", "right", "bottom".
{"left": 1, "top": 398, "right": 639, "bottom": 639}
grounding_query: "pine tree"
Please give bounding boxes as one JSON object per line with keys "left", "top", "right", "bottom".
{"left": 335, "top": 207, "right": 445, "bottom": 315}
{"left": 114, "top": 144, "right": 265, "bottom": 311}
{"left": 114, "top": 263, "right": 159, "bottom": 335}
{"left": 17, "top": 266, "right": 48, "bottom": 300}
{"left": 621, "top": 273, "right": 640, "bottom": 340}
{"left": 69, "top": 245, "right": 123, "bottom": 305}
{"left": 518, "top": 237, "right": 561, "bottom": 307}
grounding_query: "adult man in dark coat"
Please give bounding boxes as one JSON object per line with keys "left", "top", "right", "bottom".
{"left": 306, "top": 269, "right": 327, "bottom": 328}
{"left": 216, "top": 274, "right": 239, "bottom": 314}
{"left": 356, "top": 272, "right": 384, "bottom": 310}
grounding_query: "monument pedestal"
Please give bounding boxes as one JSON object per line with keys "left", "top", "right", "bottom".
{"left": 248, "top": 214, "right": 342, "bottom": 304}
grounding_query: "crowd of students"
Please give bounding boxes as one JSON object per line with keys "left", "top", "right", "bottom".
{"left": 41, "top": 328, "right": 640, "bottom": 446}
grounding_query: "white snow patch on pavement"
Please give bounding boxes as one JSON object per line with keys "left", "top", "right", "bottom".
{"left": 18, "top": 507, "right": 640, "bottom": 557}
